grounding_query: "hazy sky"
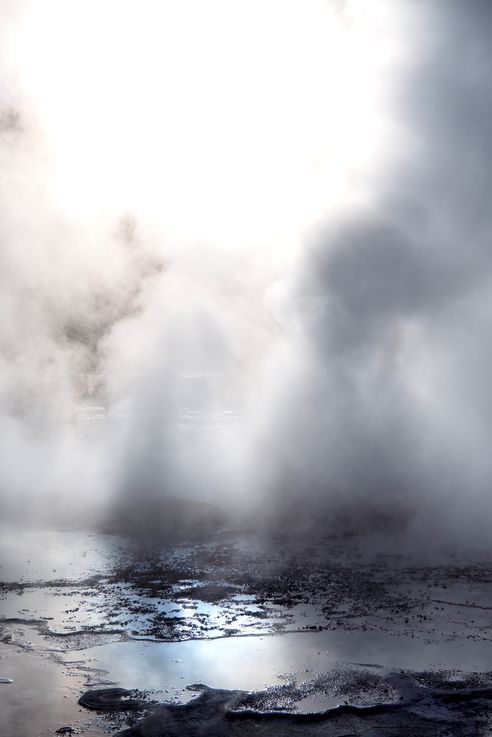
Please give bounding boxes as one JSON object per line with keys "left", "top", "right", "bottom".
{"left": 1, "top": 1, "right": 491, "bottom": 546}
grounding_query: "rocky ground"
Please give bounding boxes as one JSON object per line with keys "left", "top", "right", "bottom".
{"left": 0, "top": 527, "right": 491, "bottom": 736}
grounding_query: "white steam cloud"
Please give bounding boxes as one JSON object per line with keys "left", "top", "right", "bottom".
{"left": 0, "top": 0, "right": 490, "bottom": 548}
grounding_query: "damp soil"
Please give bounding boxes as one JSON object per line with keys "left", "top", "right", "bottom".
{"left": 0, "top": 525, "right": 491, "bottom": 736}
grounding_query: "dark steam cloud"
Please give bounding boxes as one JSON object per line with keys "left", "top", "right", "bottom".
{"left": 250, "top": 0, "right": 492, "bottom": 544}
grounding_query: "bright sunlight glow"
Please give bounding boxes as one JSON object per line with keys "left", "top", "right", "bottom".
{"left": 13, "top": 0, "right": 405, "bottom": 252}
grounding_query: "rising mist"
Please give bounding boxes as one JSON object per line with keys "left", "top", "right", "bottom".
{"left": 1, "top": 0, "right": 491, "bottom": 549}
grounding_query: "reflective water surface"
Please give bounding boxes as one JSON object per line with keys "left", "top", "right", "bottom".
{"left": 1, "top": 524, "right": 491, "bottom": 735}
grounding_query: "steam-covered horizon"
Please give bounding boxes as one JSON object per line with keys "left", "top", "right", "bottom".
{"left": 1, "top": 0, "right": 492, "bottom": 548}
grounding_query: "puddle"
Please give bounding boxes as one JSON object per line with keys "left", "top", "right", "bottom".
{"left": 83, "top": 627, "right": 492, "bottom": 700}
{"left": 0, "top": 640, "right": 113, "bottom": 737}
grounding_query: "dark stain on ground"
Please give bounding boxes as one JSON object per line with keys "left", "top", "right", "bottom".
{"left": 78, "top": 673, "right": 492, "bottom": 737}
{"left": 1, "top": 535, "right": 491, "bottom": 645}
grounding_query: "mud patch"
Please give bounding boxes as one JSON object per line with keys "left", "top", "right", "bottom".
{"left": 87, "top": 674, "right": 492, "bottom": 737}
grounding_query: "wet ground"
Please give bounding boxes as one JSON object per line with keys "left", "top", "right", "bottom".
{"left": 0, "top": 524, "right": 491, "bottom": 736}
